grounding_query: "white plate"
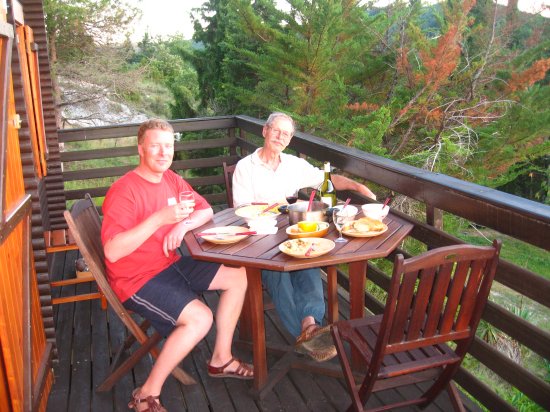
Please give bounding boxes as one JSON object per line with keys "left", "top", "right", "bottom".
{"left": 279, "top": 237, "right": 335, "bottom": 258}
{"left": 341, "top": 221, "right": 388, "bottom": 238}
{"left": 235, "top": 204, "right": 281, "bottom": 222}
{"left": 199, "top": 226, "right": 251, "bottom": 244}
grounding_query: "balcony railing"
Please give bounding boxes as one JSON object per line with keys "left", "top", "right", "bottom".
{"left": 56, "top": 115, "right": 550, "bottom": 411}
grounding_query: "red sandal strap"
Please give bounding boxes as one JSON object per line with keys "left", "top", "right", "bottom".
{"left": 128, "top": 387, "right": 165, "bottom": 412}
{"left": 207, "top": 356, "right": 236, "bottom": 374}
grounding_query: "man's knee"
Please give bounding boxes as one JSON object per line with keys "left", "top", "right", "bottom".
{"left": 178, "top": 301, "right": 213, "bottom": 334}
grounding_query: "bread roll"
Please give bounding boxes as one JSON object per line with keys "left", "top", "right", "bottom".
{"left": 347, "top": 216, "right": 385, "bottom": 232}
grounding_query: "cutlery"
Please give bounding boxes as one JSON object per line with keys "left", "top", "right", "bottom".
{"left": 260, "top": 202, "right": 279, "bottom": 214}
{"left": 305, "top": 242, "right": 316, "bottom": 257}
{"left": 342, "top": 198, "right": 351, "bottom": 210}
{"left": 196, "top": 231, "right": 256, "bottom": 237}
{"left": 307, "top": 190, "right": 316, "bottom": 212}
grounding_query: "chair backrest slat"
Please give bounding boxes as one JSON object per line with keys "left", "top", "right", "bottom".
{"left": 407, "top": 267, "right": 437, "bottom": 340}
{"left": 440, "top": 260, "right": 471, "bottom": 334}
{"left": 423, "top": 262, "right": 453, "bottom": 336}
{"left": 389, "top": 271, "right": 417, "bottom": 344}
{"left": 222, "top": 162, "right": 236, "bottom": 208}
{"left": 455, "top": 260, "right": 486, "bottom": 330}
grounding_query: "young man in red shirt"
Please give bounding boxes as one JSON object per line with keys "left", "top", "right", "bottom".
{"left": 102, "top": 119, "right": 252, "bottom": 411}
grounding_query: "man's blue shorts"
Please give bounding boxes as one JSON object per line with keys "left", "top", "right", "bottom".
{"left": 123, "top": 256, "right": 221, "bottom": 337}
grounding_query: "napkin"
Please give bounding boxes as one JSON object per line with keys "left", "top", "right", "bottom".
{"left": 251, "top": 227, "right": 278, "bottom": 235}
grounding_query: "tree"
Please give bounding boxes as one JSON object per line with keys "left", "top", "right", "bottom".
{"left": 43, "top": 0, "right": 141, "bottom": 125}
{"left": 131, "top": 36, "right": 200, "bottom": 119}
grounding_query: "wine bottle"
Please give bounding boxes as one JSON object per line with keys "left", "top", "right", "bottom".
{"left": 318, "top": 162, "right": 337, "bottom": 207}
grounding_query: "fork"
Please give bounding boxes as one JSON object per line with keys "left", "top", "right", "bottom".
{"left": 305, "top": 242, "right": 316, "bottom": 257}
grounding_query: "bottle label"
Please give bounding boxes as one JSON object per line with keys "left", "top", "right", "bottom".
{"left": 321, "top": 196, "right": 334, "bottom": 207}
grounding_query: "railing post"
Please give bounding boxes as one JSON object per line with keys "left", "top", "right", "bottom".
{"left": 426, "top": 204, "right": 443, "bottom": 230}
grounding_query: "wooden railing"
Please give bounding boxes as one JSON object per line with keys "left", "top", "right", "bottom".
{"left": 56, "top": 115, "right": 550, "bottom": 411}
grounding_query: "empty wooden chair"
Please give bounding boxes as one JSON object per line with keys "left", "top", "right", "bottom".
{"left": 331, "top": 240, "right": 501, "bottom": 412}
{"left": 222, "top": 161, "right": 236, "bottom": 208}
{"left": 64, "top": 194, "right": 195, "bottom": 391}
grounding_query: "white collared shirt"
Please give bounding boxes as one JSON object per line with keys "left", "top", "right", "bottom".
{"left": 232, "top": 148, "right": 324, "bottom": 207}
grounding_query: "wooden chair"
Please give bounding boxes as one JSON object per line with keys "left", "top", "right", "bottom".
{"left": 222, "top": 161, "right": 236, "bottom": 208}
{"left": 331, "top": 240, "right": 501, "bottom": 412}
{"left": 63, "top": 194, "right": 196, "bottom": 391}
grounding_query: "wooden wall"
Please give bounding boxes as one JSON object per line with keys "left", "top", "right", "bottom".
{"left": 1, "top": 3, "right": 53, "bottom": 411}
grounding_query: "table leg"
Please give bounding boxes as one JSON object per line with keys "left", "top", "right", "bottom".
{"left": 349, "top": 260, "right": 367, "bottom": 366}
{"left": 326, "top": 266, "right": 338, "bottom": 323}
{"left": 241, "top": 267, "right": 267, "bottom": 391}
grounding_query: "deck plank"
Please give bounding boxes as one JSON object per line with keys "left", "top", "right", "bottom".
{"left": 90, "top": 302, "right": 114, "bottom": 409}
{"left": 46, "top": 250, "right": 78, "bottom": 412}
{"left": 67, "top": 282, "right": 92, "bottom": 411}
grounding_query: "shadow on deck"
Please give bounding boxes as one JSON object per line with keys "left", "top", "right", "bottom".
{"left": 46, "top": 249, "right": 481, "bottom": 412}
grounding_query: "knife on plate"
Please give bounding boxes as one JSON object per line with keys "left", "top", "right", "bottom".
{"left": 196, "top": 231, "right": 257, "bottom": 237}
{"left": 260, "top": 202, "right": 279, "bottom": 214}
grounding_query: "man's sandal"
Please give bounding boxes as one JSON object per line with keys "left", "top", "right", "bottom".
{"left": 207, "top": 357, "right": 254, "bottom": 380}
{"left": 128, "top": 387, "right": 166, "bottom": 412}
{"left": 295, "top": 324, "right": 337, "bottom": 362}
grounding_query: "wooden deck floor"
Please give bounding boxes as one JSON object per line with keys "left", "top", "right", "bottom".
{"left": 46, "top": 249, "right": 481, "bottom": 412}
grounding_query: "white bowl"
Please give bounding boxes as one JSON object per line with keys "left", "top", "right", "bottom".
{"left": 361, "top": 204, "right": 390, "bottom": 221}
{"left": 333, "top": 204, "right": 358, "bottom": 217}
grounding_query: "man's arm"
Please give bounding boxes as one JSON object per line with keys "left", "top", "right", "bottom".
{"left": 332, "top": 174, "right": 377, "bottom": 200}
{"left": 162, "top": 207, "right": 214, "bottom": 256}
{"left": 104, "top": 203, "right": 190, "bottom": 263}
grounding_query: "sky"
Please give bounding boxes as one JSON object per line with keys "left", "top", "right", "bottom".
{"left": 128, "top": 0, "right": 205, "bottom": 42}
{"left": 128, "top": 0, "right": 549, "bottom": 42}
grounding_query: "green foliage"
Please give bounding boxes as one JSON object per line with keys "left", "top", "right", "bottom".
{"left": 127, "top": 35, "right": 201, "bottom": 119}
{"left": 43, "top": 0, "right": 140, "bottom": 63}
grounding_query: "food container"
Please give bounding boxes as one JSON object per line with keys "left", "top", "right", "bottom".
{"left": 279, "top": 201, "right": 334, "bottom": 225}
{"left": 286, "top": 221, "right": 330, "bottom": 239}
{"left": 361, "top": 203, "right": 390, "bottom": 221}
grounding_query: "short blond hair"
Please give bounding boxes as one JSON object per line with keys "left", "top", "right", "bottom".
{"left": 137, "top": 119, "right": 174, "bottom": 144}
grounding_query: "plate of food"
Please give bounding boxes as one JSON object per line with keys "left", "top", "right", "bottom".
{"left": 196, "top": 226, "right": 254, "bottom": 245}
{"left": 342, "top": 217, "right": 388, "bottom": 238}
{"left": 279, "top": 237, "right": 335, "bottom": 258}
{"left": 234, "top": 203, "right": 281, "bottom": 223}
{"left": 286, "top": 221, "right": 330, "bottom": 239}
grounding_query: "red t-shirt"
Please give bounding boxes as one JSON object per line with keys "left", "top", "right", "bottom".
{"left": 101, "top": 169, "right": 210, "bottom": 302}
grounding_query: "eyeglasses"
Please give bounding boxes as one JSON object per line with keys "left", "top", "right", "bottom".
{"left": 267, "top": 125, "right": 293, "bottom": 140}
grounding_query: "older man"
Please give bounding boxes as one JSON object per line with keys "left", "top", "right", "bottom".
{"left": 232, "top": 112, "right": 376, "bottom": 362}
{"left": 102, "top": 119, "right": 252, "bottom": 412}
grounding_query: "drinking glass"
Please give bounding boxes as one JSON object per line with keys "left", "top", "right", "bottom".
{"left": 286, "top": 189, "right": 299, "bottom": 205}
{"left": 333, "top": 209, "right": 353, "bottom": 243}
{"left": 180, "top": 191, "right": 195, "bottom": 224}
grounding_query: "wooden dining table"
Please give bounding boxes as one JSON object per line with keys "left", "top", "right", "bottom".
{"left": 184, "top": 206, "right": 413, "bottom": 395}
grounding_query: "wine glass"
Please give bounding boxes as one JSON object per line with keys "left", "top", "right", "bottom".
{"left": 286, "top": 189, "right": 299, "bottom": 204}
{"left": 179, "top": 191, "right": 195, "bottom": 224}
{"left": 333, "top": 208, "right": 353, "bottom": 243}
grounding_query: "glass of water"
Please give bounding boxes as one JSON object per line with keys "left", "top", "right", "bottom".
{"left": 333, "top": 208, "right": 354, "bottom": 243}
